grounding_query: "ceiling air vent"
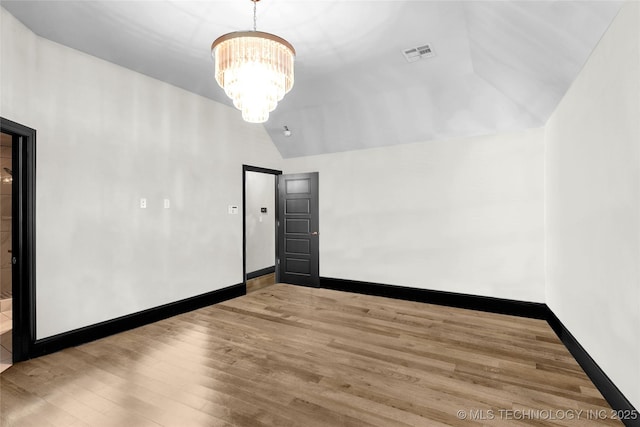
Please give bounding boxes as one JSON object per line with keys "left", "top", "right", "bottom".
{"left": 402, "top": 44, "right": 435, "bottom": 63}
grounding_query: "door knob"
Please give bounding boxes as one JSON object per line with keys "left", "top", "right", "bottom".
{"left": 310, "top": 232, "right": 319, "bottom": 236}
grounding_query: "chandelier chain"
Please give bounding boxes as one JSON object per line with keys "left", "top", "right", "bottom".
{"left": 253, "top": 0, "right": 257, "bottom": 31}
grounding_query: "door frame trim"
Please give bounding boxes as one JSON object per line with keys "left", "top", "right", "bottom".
{"left": 0, "top": 117, "right": 36, "bottom": 362}
{"left": 242, "top": 165, "right": 282, "bottom": 290}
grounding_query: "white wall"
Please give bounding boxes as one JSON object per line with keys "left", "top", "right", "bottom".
{"left": 545, "top": 2, "right": 639, "bottom": 410}
{"left": 0, "top": 8, "right": 283, "bottom": 339}
{"left": 245, "top": 171, "right": 275, "bottom": 273}
{"left": 284, "top": 128, "right": 545, "bottom": 302}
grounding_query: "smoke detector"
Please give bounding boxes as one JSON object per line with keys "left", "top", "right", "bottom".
{"left": 402, "top": 44, "right": 435, "bottom": 63}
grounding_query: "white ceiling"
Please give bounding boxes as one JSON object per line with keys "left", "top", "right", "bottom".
{"left": 1, "top": 1, "right": 623, "bottom": 158}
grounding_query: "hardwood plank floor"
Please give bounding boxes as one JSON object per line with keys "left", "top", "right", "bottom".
{"left": 246, "top": 273, "right": 276, "bottom": 294}
{"left": 0, "top": 284, "right": 622, "bottom": 426}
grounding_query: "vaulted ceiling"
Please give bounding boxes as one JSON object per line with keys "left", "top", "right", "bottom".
{"left": 1, "top": 1, "right": 623, "bottom": 158}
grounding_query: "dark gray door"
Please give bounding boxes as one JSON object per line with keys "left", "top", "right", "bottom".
{"left": 278, "top": 172, "right": 319, "bottom": 287}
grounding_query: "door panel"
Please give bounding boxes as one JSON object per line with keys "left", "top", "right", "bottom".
{"left": 285, "top": 199, "right": 310, "bottom": 214}
{"left": 285, "top": 238, "right": 309, "bottom": 254}
{"left": 278, "top": 172, "right": 319, "bottom": 287}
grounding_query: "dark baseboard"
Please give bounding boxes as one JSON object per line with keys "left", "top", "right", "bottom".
{"left": 320, "top": 277, "right": 548, "bottom": 319}
{"left": 320, "top": 276, "right": 638, "bottom": 425}
{"left": 546, "top": 311, "right": 639, "bottom": 427}
{"left": 247, "top": 266, "right": 276, "bottom": 280}
{"left": 29, "top": 283, "right": 245, "bottom": 359}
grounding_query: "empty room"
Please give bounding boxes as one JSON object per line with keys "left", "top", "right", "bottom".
{"left": 0, "top": 1, "right": 638, "bottom": 426}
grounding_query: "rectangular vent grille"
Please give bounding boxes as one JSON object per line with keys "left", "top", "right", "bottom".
{"left": 402, "top": 44, "right": 435, "bottom": 63}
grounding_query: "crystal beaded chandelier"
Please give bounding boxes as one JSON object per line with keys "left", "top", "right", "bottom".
{"left": 211, "top": 0, "right": 295, "bottom": 123}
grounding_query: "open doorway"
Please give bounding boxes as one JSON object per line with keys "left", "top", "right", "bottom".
{"left": 0, "top": 118, "right": 36, "bottom": 368}
{"left": 0, "top": 132, "right": 13, "bottom": 371}
{"left": 243, "top": 165, "right": 281, "bottom": 293}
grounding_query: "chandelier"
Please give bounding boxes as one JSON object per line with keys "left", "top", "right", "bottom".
{"left": 211, "top": 0, "right": 295, "bottom": 123}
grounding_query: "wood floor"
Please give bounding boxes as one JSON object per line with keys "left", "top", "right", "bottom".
{"left": 246, "top": 273, "right": 276, "bottom": 294}
{"left": 0, "top": 284, "right": 621, "bottom": 426}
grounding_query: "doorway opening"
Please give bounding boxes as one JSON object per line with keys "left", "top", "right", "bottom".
{"left": 0, "top": 131, "right": 13, "bottom": 371}
{"left": 243, "top": 165, "right": 282, "bottom": 293}
{"left": 0, "top": 118, "right": 36, "bottom": 368}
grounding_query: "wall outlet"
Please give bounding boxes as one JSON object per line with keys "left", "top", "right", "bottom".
{"left": 140, "top": 198, "right": 147, "bottom": 209}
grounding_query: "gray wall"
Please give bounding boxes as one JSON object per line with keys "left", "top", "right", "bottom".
{"left": 545, "top": 2, "right": 639, "bottom": 410}
{"left": 245, "top": 171, "right": 275, "bottom": 274}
